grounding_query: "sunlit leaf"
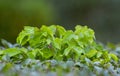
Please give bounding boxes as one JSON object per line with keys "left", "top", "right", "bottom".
{"left": 3, "top": 48, "right": 21, "bottom": 57}
{"left": 53, "top": 38, "right": 62, "bottom": 49}
{"left": 109, "top": 53, "right": 118, "bottom": 62}
{"left": 86, "top": 50, "right": 97, "bottom": 58}
{"left": 64, "top": 47, "right": 71, "bottom": 56}
{"left": 17, "top": 26, "right": 39, "bottom": 45}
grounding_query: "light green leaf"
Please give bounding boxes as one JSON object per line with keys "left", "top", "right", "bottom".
{"left": 86, "top": 50, "right": 97, "bottom": 58}
{"left": 102, "top": 51, "right": 111, "bottom": 63}
{"left": 17, "top": 26, "right": 39, "bottom": 45}
{"left": 53, "top": 38, "right": 62, "bottom": 49}
{"left": 56, "top": 25, "right": 66, "bottom": 38}
{"left": 63, "top": 31, "right": 75, "bottom": 43}
{"left": 3, "top": 48, "right": 21, "bottom": 57}
{"left": 96, "top": 51, "right": 102, "bottom": 58}
{"left": 75, "top": 25, "right": 95, "bottom": 44}
{"left": 109, "top": 53, "right": 118, "bottom": 62}
{"left": 27, "top": 52, "right": 35, "bottom": 59}
{"left": 0, "top": 50, "right": 3, "bottom": 55}
{"left": 40, "top": 25, "right": 53, "bottom": 37}
{"left": 64, "top": 47, "right": 72, "bottom": 56}
{"left": 73, "top": 46, "right": 84, "bottom": 55}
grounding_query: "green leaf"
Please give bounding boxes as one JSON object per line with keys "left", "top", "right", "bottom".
{"left": 96, "top": 52, "right": 102, "bottom": 58}
{"left": 1, "top": 63, "right": 13, "bottom": 72}
{"left": 55, "top": 25, "right": 66, "bottom": 38}
{"left": 53, "top": 38, "right": 62, "bottom": 49}
{"left": 86, "top": 50, "right": 97, "bottom": 58}
{"left": 40, "top": 25, "right": 53, "bottom": 37}
{"left": 102, "top": 51, "right": 111, "bottom": 63}
{"left": 64, "top": 47, "right": 72, "bottom": 56}
{"left": 0, "top": 50, "right": 3, "bottom": 55}
{"left": 73, "top": 46, "right": 84, "bottom": 55}
{"left": 109, "top": 53, "right": 118, "bottom": 62}
{"left": 16, "top": 26, "right": 39, "bottom": 45}
{"left": 40, "top": 48, "right": 54, "bottom": 59}
{"left": 62, "top": 30, "right": 75, "bottom": 44}
{"left": 27, "top": 49, "right": 40, "bottom": 59}
{"left": 75, "top": 25, "right": 95, "bottom": 44}
{"left": 27, "top": 52, "right": 34, "bottom": 59}
{"left": 3, "top": 48, "right": 21, "bottom": 57}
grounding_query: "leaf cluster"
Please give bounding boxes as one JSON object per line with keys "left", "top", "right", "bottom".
{"left": 0, "top": 25, "right": 119, "bottom": 76}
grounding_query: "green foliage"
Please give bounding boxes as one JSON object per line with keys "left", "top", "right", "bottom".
{"left": 0, "top": 25, "right": 119, "bottom": 76}
{"left": 16, "top": 25, "right": 117, "bottom": 63}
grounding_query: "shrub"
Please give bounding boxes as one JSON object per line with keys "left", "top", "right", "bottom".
{"left": 0, "top": 25, "right": 119, "bottom": 76}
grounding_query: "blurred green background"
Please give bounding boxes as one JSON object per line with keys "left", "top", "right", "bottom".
{"left": 0, "top": 0, "right": 120, "bottom": 44}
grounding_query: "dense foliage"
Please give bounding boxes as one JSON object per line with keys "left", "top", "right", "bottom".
{"left": 0, "top": 25, "right": 120, "bottom": 76}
